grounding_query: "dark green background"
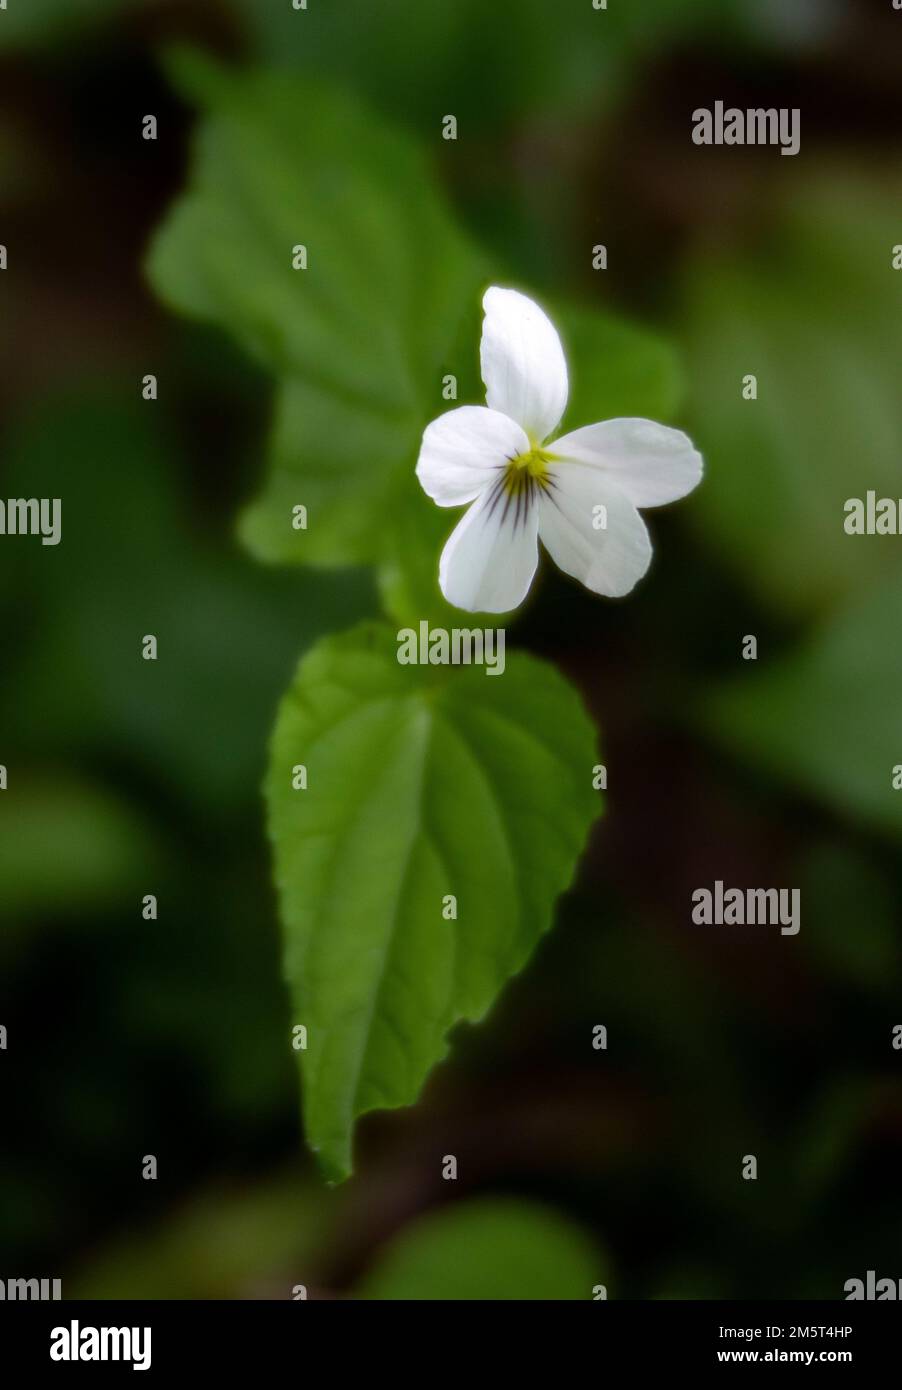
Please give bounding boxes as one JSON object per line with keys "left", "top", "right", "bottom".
{"left": 1, "top": 0, "right": 901, "bottom": 1298}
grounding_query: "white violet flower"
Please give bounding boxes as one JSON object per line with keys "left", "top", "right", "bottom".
{"left": 416, "top": 286, "right": 703, "bottom": 613}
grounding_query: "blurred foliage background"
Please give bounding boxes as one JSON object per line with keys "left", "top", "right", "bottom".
{"left": 2, "top": 0, "right": 902, "bottom": 1298}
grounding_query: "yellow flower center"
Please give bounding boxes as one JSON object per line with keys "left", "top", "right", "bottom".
{"left": 504, "top": 446, "right": 553, "bottom": 493}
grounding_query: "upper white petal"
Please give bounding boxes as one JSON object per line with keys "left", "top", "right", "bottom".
{"left": 416, "top": 405, "right": 528, "bottom": 507}
{"left": 480, "top": 286, "right": 568, "bottom": 443}
{"left": 538, "top": 465, "right": 651, "bottom": 598}
{"left": 439, "top": 478, "right": 539, "bottom": 613}
{"left": 549, "top": 418, "right": 703, "bottom": 508}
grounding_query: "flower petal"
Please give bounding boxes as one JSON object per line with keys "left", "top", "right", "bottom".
{"left": 480, "top": 286, "right": 568, "bottom": 443}
{"left": 550, "top": 418, "right": 703, "bottom": 508}
{"left": 439, "top": 478, "right": 539, "bottom": 613}
{"left": 416, "top": 405, "right": 529, "bottom": 507}
{"left": 538, "top": 466, "right": 651, "bottom": 598}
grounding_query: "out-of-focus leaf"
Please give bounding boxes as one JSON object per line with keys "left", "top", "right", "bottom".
{"left": 651, "top": 1264, "right": 724, "bottom": 1301}
{"left": 147, "top": 53, "right": 483, "bottom": 592}
{"left": 0, "top": 0, "right": 134, "bottom": 48}
{"left": 683, "top": 174, "right": 902, "bottom": 619}
{"left": 559, "top": 303, "right": 684, "bottom": 431}
{"left": 0, "top": 390, "right": 372, "bottom": 812}
{"left": 704, "top": 573, "right": 902, "bottom": 839}
{"left": 233, "top": 0, "right": 746, "bottom": 133}
{"left": 267, "top": 623, "right": 600, "bottom": 1180}
{"left": 149, "top": 53, "right": 479, "bottom": 415}
{"left": 68, "top": 1172, "right": 329, "bottom": 1300}
{"left": 0, "top": 774, "right": 155, "bottom": 921}
{"left": 356, "top": 1198, "right": 604, "bottom": 1300}
{"left": 791, "top": 1078, "right": 893, "bottom": 1205}
{"left": 799, "top": 843, "right": 898, "bottom": 990}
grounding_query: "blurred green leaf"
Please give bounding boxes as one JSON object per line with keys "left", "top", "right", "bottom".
{"left": 68, "top": 1172, "right": 329, "bottom": 1300}
{"left": 683, "top": 173, "right": 902, "bottom": 619}
{"left": 232, "top": 0, "right": 746, "bottom": 133}
{"left": 356, "top": 1198, "right": 603, "bottom": 1300}
{"left": 0, "top": 390, "right": 371, "bottom": 813}
{"left": 148, "top": 53, "right": 484, "bottom": 606}
{"left": 560, "top": 303, "right": 684, "bottom": 430}
{"left": 705, "top": 572, "right": 902, "bottom": 839}
{"left": 799, "top": 843, "right": 898, "bottom": 991}
{"left": 0, "top": 0, "right": 134, "bottom": 48}
{"left": 791, "top": 1078, "right": 893, "bottom": 1206}
{"left": 650, "top": 1263, "right": 724, "bottom": 1301}
{"left": 149, "top": 50, "right": 480, "bottom": 413}
{"left": 0, "top": 774, "right": 155, "bottom": 921}
{"left": 267, "top": 622, "right": 600, "bottom": 1180}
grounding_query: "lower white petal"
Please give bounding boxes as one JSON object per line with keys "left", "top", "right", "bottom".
{"left": 439, "top": 478, "right": 539, "bottom": 613}
{"left": 538, "top": 465, "right": 651, "bottom": 598}
{"left": 550, "top": 418, "right": 703, "bottom": 508}
{"left": 416, "top": 406, "right": 528, "bottom": 507}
